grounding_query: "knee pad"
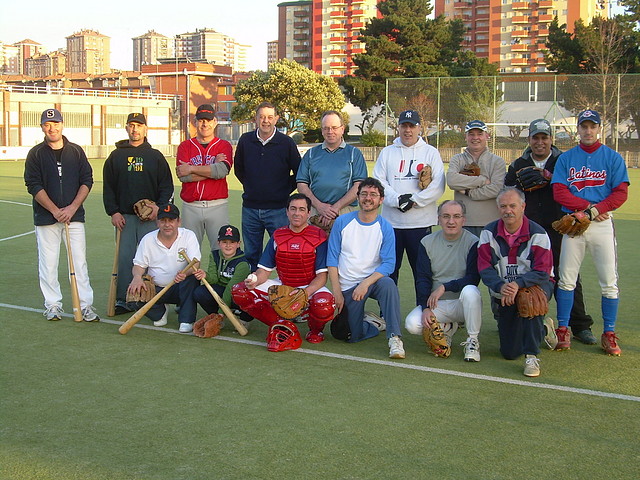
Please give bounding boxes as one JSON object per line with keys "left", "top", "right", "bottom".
{"left": 307, "top": 291, "right": 336, "bottom": 332}
{"left": 231, "top": 282, "right": 279, "bottom": 326}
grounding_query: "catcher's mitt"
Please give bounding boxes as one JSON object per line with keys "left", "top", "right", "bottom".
{"left": 268, "top": 285, "right": 309, "bottom": 320}
{"left": 516, "top": 166, "right": 551, "bottom": 192}
{"left": 193, "top": 313, "right": 224, "bottom": 338}
{"left": 460, "top": 162, "right": 481, "bottom": 176}
{"left": 515, "top": 285, "right": 549, "bottom": 318}
{"left": 552, "top": 211, "right": 590, "bottom": 237}
{"left": 126, "top": 274, "right": 155, "bottom": 303}
{"left": 418, "top": 165, "right": 432, "bottom": 189}
{"left": 309, "top": 214, "right": 334, "bottom": 234}
{"left": 133, "top": 199, "right": 156, "bottom": 221}
{"left": 423, "top": 315, "right": 451, "bottom": 358}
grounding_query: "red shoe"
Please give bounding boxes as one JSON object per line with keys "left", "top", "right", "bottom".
{"left": 601, "top": 331, "right": 622, "bottom": 356}
{"left": 555, "top": 326, "right": 571, "bottom": 350}
{"left": 305, "top": 331, "right": 325, "bottom": 344}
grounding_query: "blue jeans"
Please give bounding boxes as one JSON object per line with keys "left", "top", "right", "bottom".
{"left": 241, "top": 206, "right": 288, "bottom": 270}
{"left": 342, "top": 276, "right": 402, "bottom": 342}
{"left": 391, "top": 226, "right": 431, "bottom": 304}
{"left": 144, "top": 276, "right": 199, "bottom": 324}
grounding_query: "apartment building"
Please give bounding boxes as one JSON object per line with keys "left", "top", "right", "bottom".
{"left": 277, "top": 1, "right": 313, "bottom": 69}
{"left": 25, "top": 50, "right": 66, "bottom": 78}
{"left": 66, "top": 29, "right": 110, "bottom": 74}
{"left": 173, "top": 28, "right": 249, "bottom": 71}
{"left": 133, "top": 30, "right": 174, "bottom": 70}
{"left": 434, "top": 0, "right": 608, "bottom": 73}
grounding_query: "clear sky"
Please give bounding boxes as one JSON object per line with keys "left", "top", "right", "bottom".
{"left": 0, "top": 0, "right": 282, "bottom": 71}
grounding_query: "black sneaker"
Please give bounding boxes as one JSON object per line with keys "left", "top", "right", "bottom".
{"left": 574, "top": 329, "right": 597, "bottom": 345}
{"left": 114, "top": 302, "right": 132, "bottom": 315}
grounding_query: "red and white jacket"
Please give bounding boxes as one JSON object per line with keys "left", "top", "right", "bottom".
{"left": 177, "top": 137, "right": 233, "bottom": 203}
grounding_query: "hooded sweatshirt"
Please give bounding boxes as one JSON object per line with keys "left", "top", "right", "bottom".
{"left": 373, "top": 136, "right": 445, "bottom": 229}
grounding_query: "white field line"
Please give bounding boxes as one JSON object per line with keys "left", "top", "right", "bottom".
{"left": 0, "top": 199, "right": 35, "bottom": 241}
{"left": 0, "top": 199, "right": 31, "bottom": 206}
{"left": 2, "top": 302, "right": 638, "bottom": 403}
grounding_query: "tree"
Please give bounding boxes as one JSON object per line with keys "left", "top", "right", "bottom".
{"left": 340, "top": 0, "right": 498, "bottom": 134}
{"left": 231, "top": 59, "right": 345, "bottom": 134}
{"left": 545, "top": 15, "right": 640, "bottom": 139}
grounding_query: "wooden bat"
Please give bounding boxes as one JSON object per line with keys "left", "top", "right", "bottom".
{"left": 118, "top": 257, "right": 198, "bottom": 335}
{"left": 106, "top": 228, "right": 121, "bottom": 317}
{"left": 180, "top": 251, "right": 248, "bottom": 336}
{"left": 64, "top": 223, "right": 83, "bottom": 322}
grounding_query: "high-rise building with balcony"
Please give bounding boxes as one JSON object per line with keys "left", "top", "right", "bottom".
{"left": 66, "top": 29, "right": 110, "bottom": 74}
{"left": 267, "top": 40, "right": 279, "bottom": 66}
{"left": 173, "top": 28, "right": 249, "bottom": 71}
{"left": 132, "top": 30, "right": 174, "bottom": 70}
{"left": 277, "top": 1, "right": 313, "bottom": 69}
{"left": 434, "top": 0, "right": 609, "bottom": 73}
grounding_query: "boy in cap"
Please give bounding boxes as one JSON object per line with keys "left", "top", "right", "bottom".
{"left": 176, "top": 104, "right": 233, "bottom": 248}
{"left": 24, "top": 108, "right": 99, "bottom": 322}
{"left": 193, "top": 225, "right": 252, "bottom": 326}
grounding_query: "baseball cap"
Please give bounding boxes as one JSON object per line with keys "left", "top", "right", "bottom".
{"left": 156, "top": 203, "right": 180, "bottom": 220}
{"left": 41, "top": 108, "right": 63, "bottom": 124}
{"left": 577, "top": 109, "right": 601, "bottom": 125}
{"left": 465, "top": 120, "right": 488, "bottom": 133}
{"left": 398, "top": 110, "right": 420, "bottom": 125}
{"left": 528, "top": 119, "right": 552, "bottom": 136}
{"left": 218, "top": 224, "right": 240, "bottom": 242}
{"left": 195, "top": 104, "right": 216, "bottom": 120}
{"left": 127, "top": 112, "right": 147, "bottom": 125}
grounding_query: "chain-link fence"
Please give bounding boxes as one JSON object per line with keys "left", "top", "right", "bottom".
{"left": 386, "top": 74, "right": 640, "bottom": 167}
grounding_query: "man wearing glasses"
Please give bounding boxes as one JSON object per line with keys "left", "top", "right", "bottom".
{"left": 327, "top": 177, "right": 406, "bottom": 359}
{"left": 296, "top": 110, "right": 367, "bottom": 231}
{"left": 405, "top": 200, "right": 483, "bottom": 361}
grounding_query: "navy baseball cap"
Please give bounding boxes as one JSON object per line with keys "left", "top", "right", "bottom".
{"left": 398, "top": 110, "right": 420, "bottom": 125}
{"left": 196, "top": 104, "right": 216, "bottom": 120}
{"left": 127, "top": 112, "right": 147, "bottom": 124}
{"left": 577, "top": 110, "right": 601, "bottom": 125}
{"left": 157, "top": 203, "right": 180, "bottom": 219}
{"left": 218, "top": 224, "right": 240, "bottom": 242}
{"left": 528, "top": 119, "right": 552, "bottom": 136}
{"left": 465, "top": 120, "right": 488, "bottom": 133}
{"left": 41, "top": 108, "right": 63, "bottom": 124}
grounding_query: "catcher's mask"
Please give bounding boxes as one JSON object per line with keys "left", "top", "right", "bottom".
{"left": 266, "top": 319, "right": 302, "bottom": 352}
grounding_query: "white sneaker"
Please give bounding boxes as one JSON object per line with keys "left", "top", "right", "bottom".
{"left": 153, "top": 306, "right": 168, "bottom": 327}
{"left": 461, "top": 337, "right": 480, "bottom": 362}
{"left": 543, "top": 317, "right": 558, "bottom": 350}
{"left": 388, "top": 335, "right": 405, "bottom": 359}
{"left": 44, "top": 305, "right": 63, "bottom": 321}
{"left": 524, "top": 355, "right": 541, "bottom": 377}
{"left": 179, "top": 322, "right": 193, "bottom": 333}
{"left": 81, "top": 306, "right": 100, "bottom": 322}
{"left": 364, "top": 311, "right": 386, "bottom": 332}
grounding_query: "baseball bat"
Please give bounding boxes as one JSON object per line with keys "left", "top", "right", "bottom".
{"left": 64, "top": 223, "right": 83, "bottom": 322}
{"left": 118, "top": 257, "right": 198, "bottom": 335}
{"left": 106, "top": 228, "right": 121, "bottom": 317}
{"left": 180, "top": 251, "right": 248, "bottom": 336}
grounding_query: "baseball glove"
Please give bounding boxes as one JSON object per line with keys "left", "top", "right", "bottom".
{"left": 309, "top": 214, "right": 334, "bottom": 234}
{"left": 460, "top": 162, "right": 481, "bottom": 176}
{"left": 515, "top": 285, "right": 549, "bottom": 318}
{"left": 552, "top": 211, "right": 590, "bottom": 237}
{"left": 133, "top": 199, "right": 156, "bottom": 221}
{"left": 516, "top": 166, "right": 551, "bottom": 192}
{"left": 418, "top": 165, "right": 432, "bottom": 189}
{"left": 268, "top": 285, "right": 309, "bottom": 320}
{"left": 423, "top": 315, "right": 451, "bottom": 358}
{"left": 193, "top": 313, "right": 224, "bottom": 338}
{"left": 126, "top": 274, "right": 155, "bottom": 303}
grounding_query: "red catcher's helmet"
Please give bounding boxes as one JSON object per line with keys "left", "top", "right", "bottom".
{"left": 266, "top": 319, "right": 302, "bottom": 352}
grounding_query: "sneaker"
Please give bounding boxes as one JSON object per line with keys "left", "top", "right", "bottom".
{"left": 82, "top": 306, "right": 100, "bottom": 322}
{"left": 44, "top": 305, "right": 63, "bottom": 321}
{"left": 461, "top": 337, "right": 480, "bottom": 362}
{"left": 555, "top": 326, "right": 571, "bottom": 350}
{"left": 364, "top": 311, "right": 386, "bottom": 332}
{"left": 179, "top": 322, "right": 193, "bottom": 333}
{"left": 153, "top": 306, "right": 168, "bottom": 327}
{"left": 305, "top": 331, "right": 325, "bottom": 343}
{"left": 388, "top": 335, "right": 405, "bottom": 359}
{"left": 543, "top": 317, "right": 558, "bottom": 350}
{"left": 574, "top": 329, "right": 597, "bottom": 345}
{"left": 524, "top": 355, "right": 540, "bottom": 377}
{"left": 114, "top": 301, "right": 133, "bottom": 315}
{"left": 601, "top": 331, "right": 622, "bottom": 356}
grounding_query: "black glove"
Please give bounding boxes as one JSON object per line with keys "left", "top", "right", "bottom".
{"left": 515, "top": 166, "right": 551, "bottom": 192}
{"left": 398, "top": 193, "right": 415, "bottom": 213}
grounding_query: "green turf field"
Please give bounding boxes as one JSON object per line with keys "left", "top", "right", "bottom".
{"left": 1, "top": 160, "right": 639, "bottom": 479}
